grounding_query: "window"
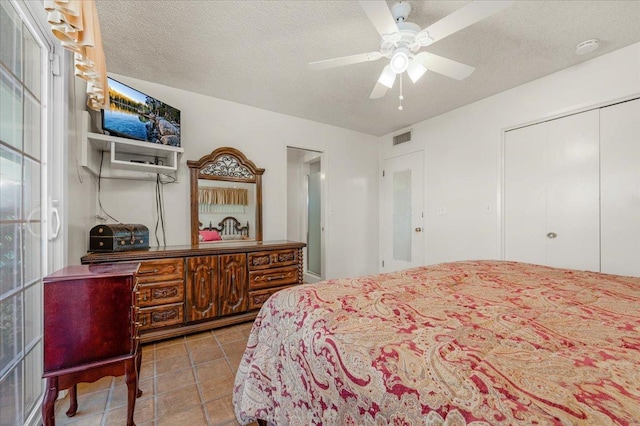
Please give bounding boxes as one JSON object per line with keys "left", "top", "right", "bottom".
{"left": 0, "top": 1, "right": 51, "bottom": 424}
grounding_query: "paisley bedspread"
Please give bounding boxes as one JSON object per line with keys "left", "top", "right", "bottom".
{"left": 233, "top": 260, "right": 640, "bottom": 425}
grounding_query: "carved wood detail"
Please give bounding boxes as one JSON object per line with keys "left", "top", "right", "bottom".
{"left": 298, "top": 248, "right": 304, "bottom": 284}
{"left": 139, "top": 304, "right": 183, "bottom": 330}
{"left": 188, "top": 147, "right": 265, "bottom": 245}
{"left": 152, "top": 309, "right": 179, "bottom": 323}
{"left": 219, "top": 254, "right": 248, "bottom": 315}
{"left": 187, "top": 256, "right": 218, "bottom": 321}
{"left": 81, "top": 242, "right": 306, "bottom": 343}
{"left": 251, "top": 255, "right": 271, "bottom": 267}
{"left": 278, "top": 252, "right": 295, "bottom": 262}
{"left": 200, "top": 155, "right": 255, "bottom": 180}
{"left": 252, "top": 293, "right": 270, "bottom": 305}
{"left": 152, "top": 287, "right": 178, "bottom": 299}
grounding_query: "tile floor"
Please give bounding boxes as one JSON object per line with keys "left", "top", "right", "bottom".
{"left": 51, "top": 322, "right": 258, "bottom": 426}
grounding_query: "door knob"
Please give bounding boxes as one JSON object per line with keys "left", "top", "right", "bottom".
{"left": 546, "top": 232, "right": 557, "bottom": 239}
{"left": 415, "top": 227, "right": 423, "bottom": 232}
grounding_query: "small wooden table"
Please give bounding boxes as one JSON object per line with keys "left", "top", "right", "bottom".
{"left": 42, "top": 263, "right": 142, "bottom": 426}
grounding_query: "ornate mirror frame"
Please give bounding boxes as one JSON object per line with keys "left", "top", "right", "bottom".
{"left": 187, "top": 147, "right": 265, "bottom": 245}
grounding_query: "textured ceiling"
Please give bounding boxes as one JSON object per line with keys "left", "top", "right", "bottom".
{"left": 95, "top": 1, "right": 640, "bottom": 136}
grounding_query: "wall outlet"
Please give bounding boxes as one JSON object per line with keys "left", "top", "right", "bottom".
{"left": 437, "top": 206, "right": 447, "bottom": 215}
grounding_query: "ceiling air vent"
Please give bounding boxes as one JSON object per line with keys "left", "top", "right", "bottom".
{"left": 393, "top": 131, "right": 412, "bottom": 146}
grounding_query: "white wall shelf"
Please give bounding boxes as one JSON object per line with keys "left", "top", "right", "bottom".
{"left": 80, "top": 111, "right": 183, "bottom": 180}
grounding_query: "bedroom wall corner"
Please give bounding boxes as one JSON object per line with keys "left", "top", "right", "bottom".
{"left": 65, "top": 65, "right": 98, "bottom": 265}
{"left": 66, "top": 74, "right": 380, "bottom": 278}
{"left": 378, "top": 41, "right": 640, "bottom": 266}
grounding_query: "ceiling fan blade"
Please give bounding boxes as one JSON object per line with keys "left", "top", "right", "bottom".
{"left": 309, "top": 51, "right": 382, "bottom": 70}
{"left": 417, "top": 1, "right": 513, "bottom": 46}
{"left": 416, "top": 52, "right": 475, "bottom": 80}
{"left": 369, "top": 81, "right": 391, "bottom": 99}
{"left": 358, "top": 0, "right": 399, "bottom": 36}
{"left": 370, "top": 66, "right": 395, "bottom": 98}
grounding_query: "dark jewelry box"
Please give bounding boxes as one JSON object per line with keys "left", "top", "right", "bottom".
{"left": 89, "top": 224, "right": 149, "bottom": 252}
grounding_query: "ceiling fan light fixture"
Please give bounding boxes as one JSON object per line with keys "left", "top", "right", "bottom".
{"left": 378, "top": 65, "right": 396, "bottom": 88}
{"left": 389, "top": 47, "right": 410, "bottom": 74}
{"left": 407, "top": 59, "right": 427, "bottom": 83}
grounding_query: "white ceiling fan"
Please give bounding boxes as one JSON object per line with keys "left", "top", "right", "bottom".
{"left": 310, "top": 0, "right": 513, "bottom": 100}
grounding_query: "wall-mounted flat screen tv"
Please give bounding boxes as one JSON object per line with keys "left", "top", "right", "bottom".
{"left": 102, "top": 77, "right": 181, "bottom": 147}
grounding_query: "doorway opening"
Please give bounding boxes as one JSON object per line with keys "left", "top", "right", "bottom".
{"left": 286, "top": 147, "right": 325, "bottom": 282}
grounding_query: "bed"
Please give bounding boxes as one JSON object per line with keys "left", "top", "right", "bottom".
{"left": 232, "top": 260, "right": 640, "bottom": 425}
{"left": 199, "top": 216, "right": 250, "bottom": 242}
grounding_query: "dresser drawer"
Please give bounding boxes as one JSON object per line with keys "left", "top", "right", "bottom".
{"left": 248, "top": 249, "right": 299, "bottom": 271}
{"left": 139, "top": 303, "right": 184, "bottom": 330}
{"left": 137, "top": 280, "right": 184, "bottom": 307}
{"left": 249, "top": 285, "right": 295, "bottom": 310}
{"left": 136, "top": 258, "right": 184, "bottom": 283}
{"left": 249, "top": 266, "right": 298, "bottom": 290}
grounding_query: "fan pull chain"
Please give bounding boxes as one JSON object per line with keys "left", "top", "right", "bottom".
{"left": 398, "top": 74, "right": 404, "bottom": 111}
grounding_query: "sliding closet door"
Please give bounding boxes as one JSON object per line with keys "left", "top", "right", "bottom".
{"left": 505, "top": 110, "right": 600, "bottom": 271}
{"left": 504, "top": 123, "right": 547, "bottom": 265}
{"left": 600, "top": 98, "right": 640, "bottom": 277}
{"left": 544, "top": 111, "right": 600, "bottom": 270}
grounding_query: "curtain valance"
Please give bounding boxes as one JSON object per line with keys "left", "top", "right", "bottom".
{"left": 44, "top": 0, "right": 108, "bottom": 110}
{"left": 198, "top": 187, "right": 248, "bottom": 206}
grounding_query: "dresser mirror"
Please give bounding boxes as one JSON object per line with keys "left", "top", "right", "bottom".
{"left": 188, "top": 147, "right": 264, "bottom": 245}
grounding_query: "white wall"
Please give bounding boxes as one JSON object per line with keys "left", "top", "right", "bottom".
{"left": 69, "top": 75, "right": 379, "bottom": 279}
{"left": 379, "top": 42, "right": 640, "bottom": 266}
{"left": 66, "top": 75, "right": 98, "bottom": 266}
{"left": 286, "top": 149, "right": 304, "bottom": 243}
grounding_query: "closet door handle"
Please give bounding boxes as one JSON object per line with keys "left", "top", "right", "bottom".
{"left": 546, "top": 232, "right": 557, "bottom": 239}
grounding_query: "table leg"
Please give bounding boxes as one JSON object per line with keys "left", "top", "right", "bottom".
{"left": 136, "top": 349, "right": 143, "bottom": 398}
{"left": 66, "top": 384, "right": 78, "bottom": 417}
{"left": 125, "top": 359, "right": 138, "bottom": 426}
{"left": 42, "top": 377, "right": 59, "bottom": 426}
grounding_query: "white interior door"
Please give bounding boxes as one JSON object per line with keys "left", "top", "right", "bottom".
{"left": 383, "top": 152, "right": 424, "bottom": 272}
{"left": 600, "top": 98, "right": 640, "bottom": 277}
{"left": 544, "top": 110, "right": 599, "bottom": 270}
{"left": 504, "top": 122, "right": 547, "bottom": 265}
{"left": 505, "top": 110, "right": 600, "bottom": 271}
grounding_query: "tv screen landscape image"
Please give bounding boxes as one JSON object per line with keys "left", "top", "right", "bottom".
{"left": 102, "top": 77, "right": 181, "bottom": 147}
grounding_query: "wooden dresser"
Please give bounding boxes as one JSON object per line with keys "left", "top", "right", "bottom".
{"left": 42, "top": 263, "right": 141, "bottom": 426}
{"left": 81, "top": 240, "right": 305, "bottom": 343}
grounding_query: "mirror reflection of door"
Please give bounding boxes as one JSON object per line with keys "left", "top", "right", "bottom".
{"left": 382, "top": 152, "right": 424, "bottom": 272}
{"left": 287, "top": 147, "right": 325, "bottom": 282}
{"left": 307, "top": 162, "right": 322, "bottom": 276}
